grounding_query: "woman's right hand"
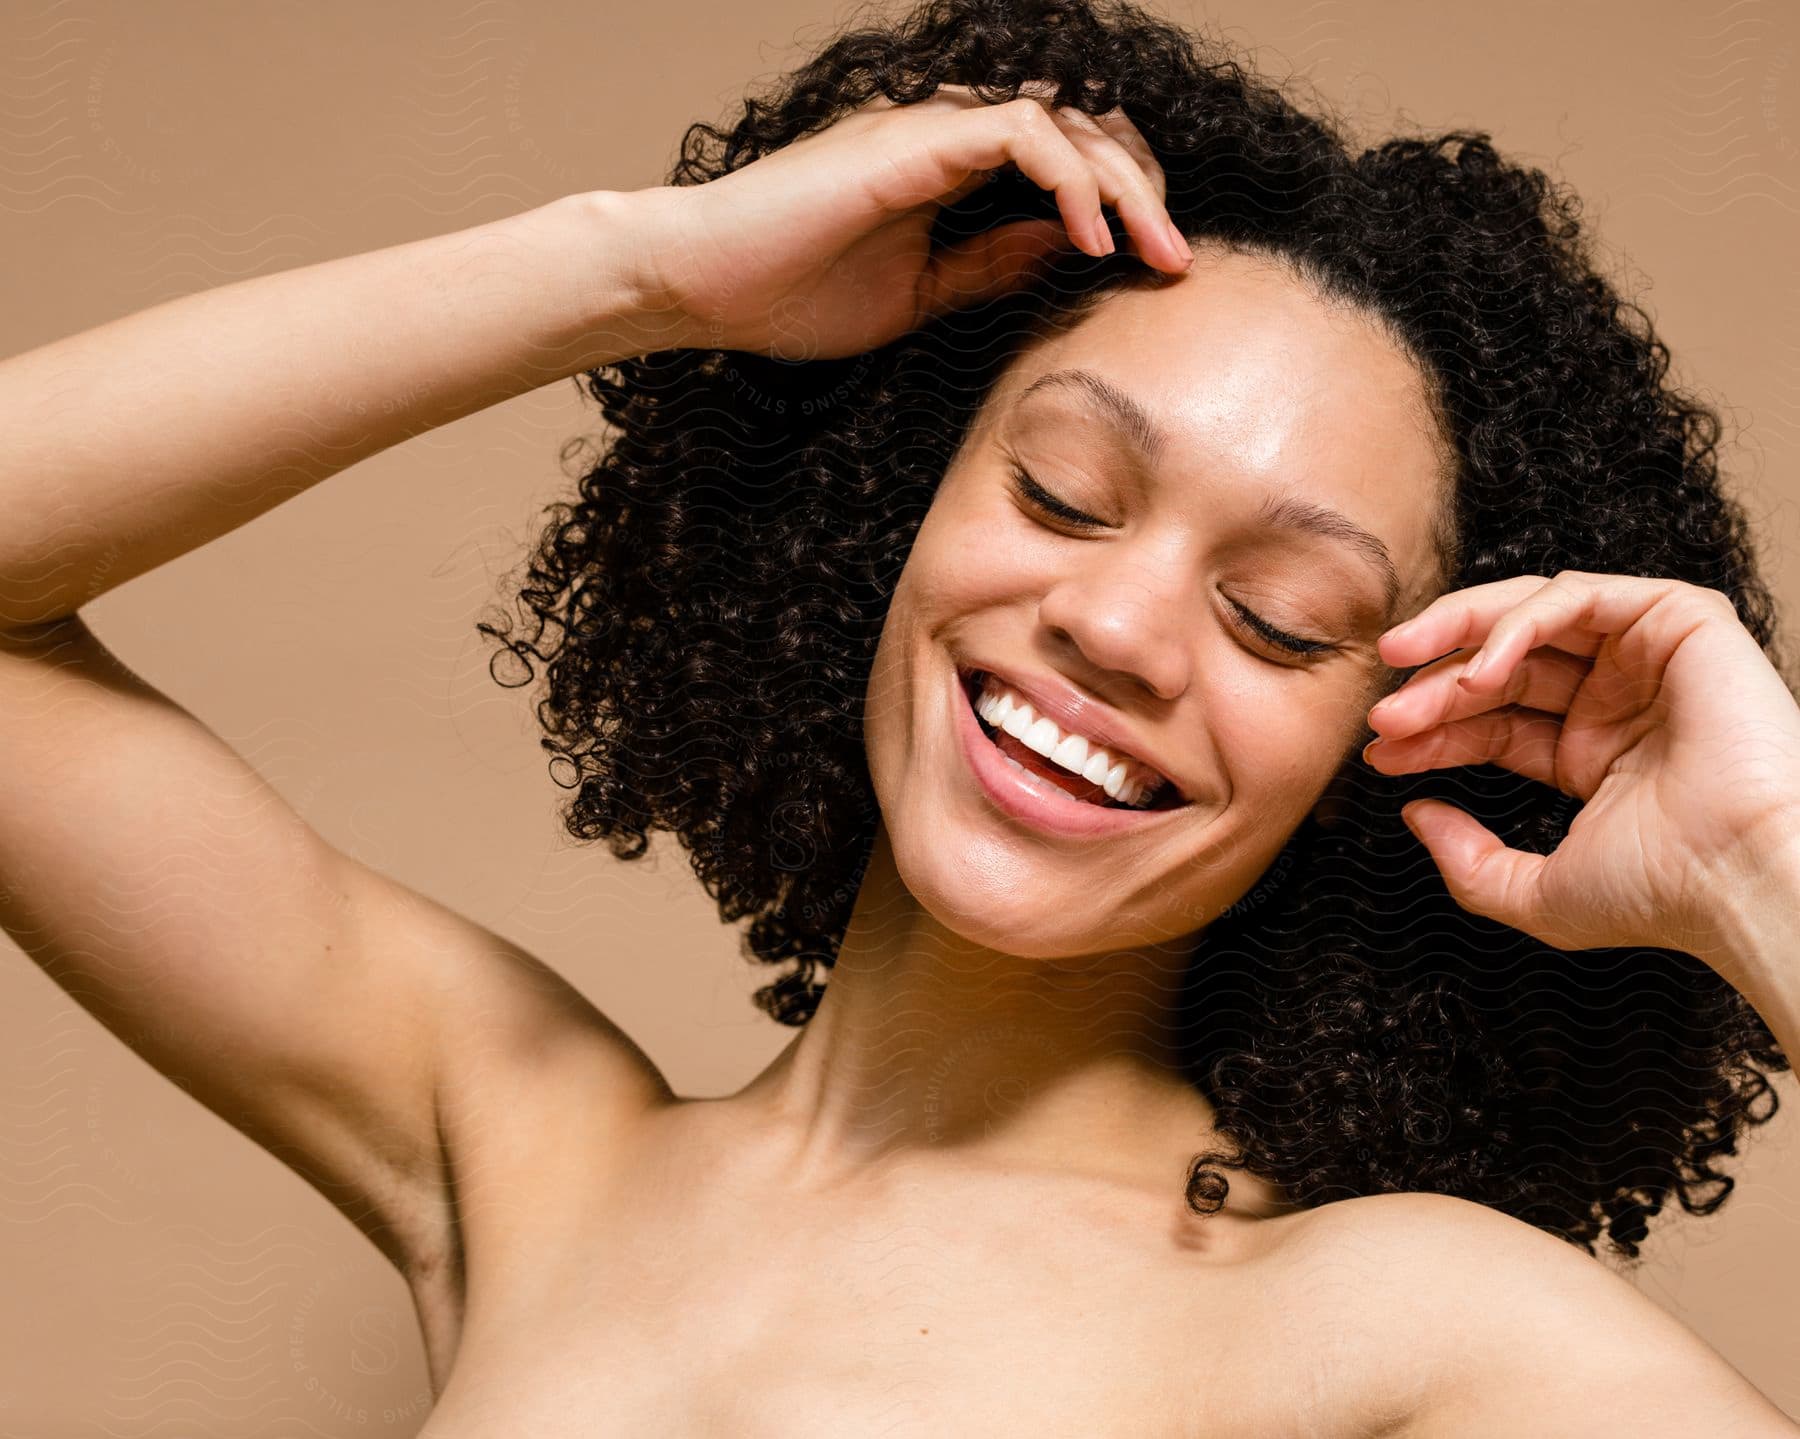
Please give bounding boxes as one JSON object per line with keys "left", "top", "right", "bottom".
{"left": 622, "top": 82, "right": 1191, "bottom": 360}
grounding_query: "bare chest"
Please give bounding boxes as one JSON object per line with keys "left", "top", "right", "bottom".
{"left": 403, "top": 1117, "right": 1407, "bottom": 1439}
{"left": 428, "top": 1222, "right": 1203, "bottom": 1431}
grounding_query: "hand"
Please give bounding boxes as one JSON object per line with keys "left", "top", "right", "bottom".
{"left": 1363, "top": 570, "right": 1800, "bottom": 974}
{"left": 622, "top": 82, "right": 1192, "bottom": 360}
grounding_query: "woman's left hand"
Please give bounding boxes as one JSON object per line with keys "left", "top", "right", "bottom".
{"left": 1363, "top": 570, "right": 1800, "bottom": 981}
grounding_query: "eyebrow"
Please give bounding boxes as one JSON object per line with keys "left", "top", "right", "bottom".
{"left": 1015, "top": 366, "right": 1403, "bottom": 619}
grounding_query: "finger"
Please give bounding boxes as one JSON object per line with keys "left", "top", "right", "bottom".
{"left": 847, "top": 90, "right": 1104, "bottom": 254}
{"left": 1049, "top": 105, "right": 1188, "bottom": 271}
{"left": 1400, "top": 799, "right": 1556, "bottom": 943}
{"left": 1377, "top": 573, "right": 1553, "bottom": 670}
{"left": 1378, "top": 572, "right": 1720, "bottom": 694}
{"left": 1368, "top": 643, "right": 1592, "bottom": 741}
{"left": 1089, "top": 107, "right": 1168, "bottom": 205}
{"left": 875, "top": 87, "right": 1182, "bottom": 268}
{"left": 984, "top": 96, "right": 1112, "bottom": 256}
{"left": 936, "top": 107, "right": 1173, "bottom": 232}
{"left": 928, "top": 72, "right": 1159, "bottom": 198}
{"left": 914, "top": 217, "right": 1078, "bottom": 321}
{"left": 940, "top": 166, "right": 997, "bottom": 206}
{"left": 1364, "top": 704, "right": 1571, "bottom": 794}
{"left": 1452, "top": 574, "right": 1730, "bottom": 701}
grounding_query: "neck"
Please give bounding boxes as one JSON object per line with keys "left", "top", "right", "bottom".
{"left": 737, "top": 823, "right": 1276, "bottom": 1210}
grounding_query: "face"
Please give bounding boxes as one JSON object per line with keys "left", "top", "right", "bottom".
{"left": 863, "top": 245, "right": 1451, "bottom": 959}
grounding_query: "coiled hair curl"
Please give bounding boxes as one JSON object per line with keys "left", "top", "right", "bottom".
{"left": 480, "top": 0, "right": 1793, "bottom": 1261}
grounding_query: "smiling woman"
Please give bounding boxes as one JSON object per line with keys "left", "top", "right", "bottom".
{"left": 857, "top": 245, "right": 1455, "bottom": 959}
{"left": 5, "top": 0, "right": 1800, "bottom": 1432}
{"left": 479, "top": 0, "right": 1796, "bottom": 1335}
{"left": 361, "top": 24, "right": 1800, "bottom": 1435}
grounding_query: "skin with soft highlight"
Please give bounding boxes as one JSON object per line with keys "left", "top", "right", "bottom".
{"left": 4, "top": 0, "right": 1798, "bottom": 1432}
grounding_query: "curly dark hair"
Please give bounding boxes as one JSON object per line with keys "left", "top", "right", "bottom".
{"left": 479, "top": 0, "right": 1793, "bottom": 1262}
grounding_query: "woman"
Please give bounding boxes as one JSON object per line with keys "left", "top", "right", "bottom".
{"left": 2, "top": 0, "right": 1796, "bottom": 1431}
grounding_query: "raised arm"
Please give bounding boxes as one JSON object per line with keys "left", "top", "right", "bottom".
{"left": 0, "top": 190, "right": 684, "bottom": 1282}
{"left": 0, "top": 84, "right": 1189, "bottom": 1299}
{"left": 0, "top": 189, "right": 672, "bottom": 630}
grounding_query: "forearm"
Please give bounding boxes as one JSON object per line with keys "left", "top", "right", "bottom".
{"left": 1695, "top": 830, "right": 1800, "bottom": 1067}
{"left": 0, "top": 188, "right": 679, "bottom": 629}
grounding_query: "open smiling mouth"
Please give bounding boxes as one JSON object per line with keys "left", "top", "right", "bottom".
{"left": 957, "top": 667, "right": 1189, "bottom": 813}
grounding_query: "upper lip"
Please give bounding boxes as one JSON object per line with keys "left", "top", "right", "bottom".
{"left": 959, "top": 660, "right": 1189, "bottom": 802}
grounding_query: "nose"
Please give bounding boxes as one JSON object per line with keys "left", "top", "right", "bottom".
{"left": 1036, "top": 556, "right": 1194, "bottom": 702}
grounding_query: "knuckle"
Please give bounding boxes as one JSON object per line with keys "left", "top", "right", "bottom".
{"left": 1692, "top": 582, "right": 1737, "bottom": 614}
{"left": 1112, "top": 118, "right": 1157, "bottom": 162}
{"left": 1007, "top": 95, "right": 1052, "bottom": 129}
{"left": 1542, "top": 571, "right": 1587, "bottom": 605}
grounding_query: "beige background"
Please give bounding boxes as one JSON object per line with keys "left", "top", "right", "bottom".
{"left": 2, "top": 0, "right": 1797, "bottom": 1431}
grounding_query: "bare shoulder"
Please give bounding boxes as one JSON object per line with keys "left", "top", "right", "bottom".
{"left": 380, "top": 881, "right": 677, "bottom": 1307}
{"left": 311, "top": 863, "right": 679, "bottom": 1389}
{"left": 1290, "top": 1192, "right": 1798, "bottom": 1438}
{"left": 416, "top": 889, "right": 678, "bottom": 1179}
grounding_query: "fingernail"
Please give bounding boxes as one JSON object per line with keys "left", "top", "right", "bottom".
{"left": 1164, "top": 217, "right": 1189, "bottom": 263}
{"left": 1098, "top": 222, "right": 1116, "bottom": 256}
{"left": 1460, "top": 649, "right": 1486, "bottom": 685}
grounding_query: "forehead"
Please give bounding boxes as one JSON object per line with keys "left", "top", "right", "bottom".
{"left": 993, "top": 247, "right": 1450, "bottom": 589}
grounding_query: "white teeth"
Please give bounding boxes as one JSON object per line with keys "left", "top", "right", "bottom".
{"left": 972, "top": 671, "right": 1168, "bottom": 807}
{"left": 1021, "top": 716, "right": 1060, "bottom": 758}
{"left": 1050, "top": 732, "right": 1088, "bottom": 771}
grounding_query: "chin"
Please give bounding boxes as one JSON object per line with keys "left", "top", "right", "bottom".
{"left": 878, "top": 808, "right": 1188, "bottom": 959}
{"left": 902, "top": 841, "right": 1078, "bottom": 957}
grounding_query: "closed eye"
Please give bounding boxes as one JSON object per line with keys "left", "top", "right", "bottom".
{"left": 1007, "top": 463, "right": 1337, "bottom": 660}
{"left": 1223, "top": 598, "right": 1334, "bottom": 657}
{"left": 1009, "top": 463, "right": 1105, "bottom": 528}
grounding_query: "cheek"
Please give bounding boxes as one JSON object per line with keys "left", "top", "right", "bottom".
{"left": 896, "top": 502, "right": 1036, "bottom": 631}
{"left": 864, "top": 587, "right": 913, "bottom": 750}
{"left": 1211, "top": 681, "right": 1360, "bottom": 810}
{"left": 861, "top": 543, "right": 953, "bottom": 781}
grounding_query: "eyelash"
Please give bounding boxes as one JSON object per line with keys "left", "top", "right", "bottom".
{"left": 1006, "top": 464, "right": 1336, "bottom": 658}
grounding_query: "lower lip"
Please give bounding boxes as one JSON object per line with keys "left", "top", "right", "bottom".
{"left": 952, "top": 670, "right": 1188, "bottom": 840}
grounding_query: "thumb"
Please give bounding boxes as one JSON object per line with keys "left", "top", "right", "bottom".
{"left": 914, "top": 218, "right": 1079, "bottom": 322}
{"left": 1402, "top": 799, "right": 1551, "bottom": 940}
